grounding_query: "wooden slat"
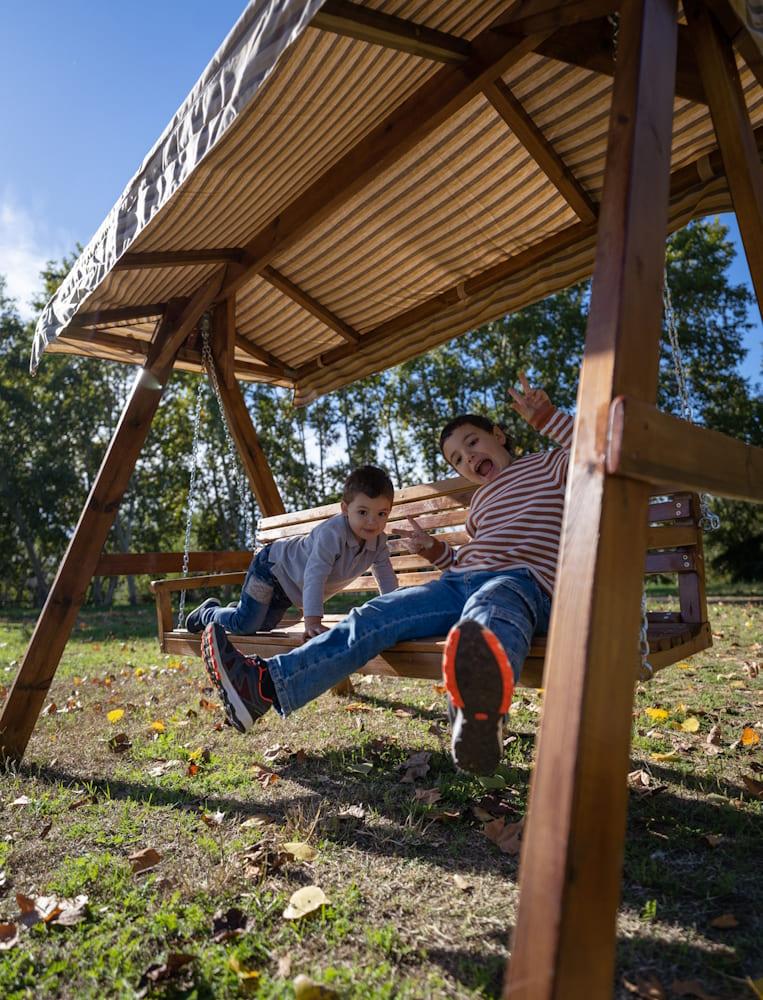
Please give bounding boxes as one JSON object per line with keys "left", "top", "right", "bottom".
{"left": 506, "top": 4, "right": 679, "bottom": 997}
{"left": 495, "top": 0, "right": 622, "bottom": 34}
{"left": 114, "top": 249, "right": 244, "bottom": 270}
{"left": 262, "top": 266, "right": 360, "bottom": 344}
{"left": 234, "top": 335, "right": 294, "bottom": 375}
{"left": 0, "top": 304, "right": 187, "bottom": 762}
{"left": 483, "top": 77, "right": 597, "bottom": 224}
{"left": 607, "top": 396, "right": 763, "bottom": 502}
{"left": 95, "top": 551, "right": 252, "bottom": 576}
{"left": 686, "top": 0, "right": 763, "bottom": 321}
{"left": 310, "top": 0, "right": 472, "bottom": 63}
{"left": 151, "top": 572, "right": 247, "bottom": 595}
{"left": 648, "top": 493, "right": 695, "bottom": 522}
{"left": 645, "top": 550, "right": 695, "bottom": 574}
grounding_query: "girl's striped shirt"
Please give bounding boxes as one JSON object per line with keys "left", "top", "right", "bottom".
{"left": 433, "top": 408, "right": 573, "bottom": 594}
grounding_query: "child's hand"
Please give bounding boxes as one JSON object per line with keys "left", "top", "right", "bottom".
{"left": 508, "top": 371, "right": 553, "bottom": 425}
{"left": 303, "top": 616, "right": 328, "bottom": 642}
{"left": 396, "top": 516, "right": 435, "bottom": 554}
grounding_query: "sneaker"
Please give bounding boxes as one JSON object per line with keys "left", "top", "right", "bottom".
{"left": 201, "top": 623, "right": 273, "bottom": 732}
{"left": 185, "top": 597, "right": 221, "bottom": 633}
{"left": 442, "top": 620, "right": 514, "bottom": 776}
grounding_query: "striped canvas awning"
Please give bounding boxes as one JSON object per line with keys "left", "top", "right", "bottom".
{"left": 31, "top": 0, "right": 763, "bottom": 405}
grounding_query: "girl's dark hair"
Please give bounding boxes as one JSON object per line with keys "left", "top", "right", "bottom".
{"left": 342, "top": 465, "right": 395, "bottom": 503}
{"left": 439, "top": 414, "right": 513, "bottom": 457}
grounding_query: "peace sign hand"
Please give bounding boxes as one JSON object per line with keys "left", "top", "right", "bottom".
{"left": 507, "top": 371, "right": 553, "bottom": 425}
{"left": 396, "top": 516, "right": 435, "bottom": 554}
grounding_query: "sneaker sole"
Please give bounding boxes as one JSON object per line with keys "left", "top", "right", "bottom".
{"left": 201, "top": 625, "right": 252, "bottom": 733}
{"left": 442, "top": 621, "right": 514, "bottom": 775}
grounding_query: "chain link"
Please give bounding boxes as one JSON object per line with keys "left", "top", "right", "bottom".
{"left": 176, "top": 312, "right": 257, "bottom": 628}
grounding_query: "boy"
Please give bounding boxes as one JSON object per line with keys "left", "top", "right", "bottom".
{"left": 201, "top": 374, "right": 572, "bottom": 776}
{"left": 186, "top": 465, "right": 397, "bottom": 641}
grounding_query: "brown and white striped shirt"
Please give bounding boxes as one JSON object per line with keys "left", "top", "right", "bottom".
{"left": 433, "top": 408, "right": 574, "bottom": 595}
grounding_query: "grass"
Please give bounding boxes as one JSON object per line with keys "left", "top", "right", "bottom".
{"left": 0, "top": 600, "right": 761, "bottom": 998}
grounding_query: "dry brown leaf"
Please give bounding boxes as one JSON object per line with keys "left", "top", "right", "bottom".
{"left": 709, "top": 912, "right": 739, "bottom": 929}
{"left": 337, "top": 804, "right": 366, "bottom": 821}
{"left": 0, "top": 923, "right": 19, "bottom": 950}
{"left": 413, "top": 787, "right": 442, "bottom": 805}
{"left": 706, "top": 724, "right": 722, "bottom": 746}
{"left": 129, "top": 847, "right": 162, "bottom": 875}
{"left": 212, "top": 907, "right": 249, "bottom": 942}
{"left": 670, "top": 978, "right": 719, "bottom": 999}
{"left": 108, "top": 733, "right": 132, "bottom": 753}
{"left": 483, "top": 817, "right": 524, "bottom": 855}
{"left": 277, "top": 953, "right": 292, "bottom": 978}
{"left": 399, "top": 750, "right": 431, "bottom": 784}
{"left": 628, "top": 770, "right": 666, "bottom": 796}
{"left": 702, "top": 833, "right": 724, "bottom": 848}
{"left": 201, "top": 811, "right": 226, "bottom": 827}
{"left": 42, "top": 702, "right": 57, "bottom": 716}
{"left": 623, "top": 973, "right": 666, "bottom": 998}
{"left": 137, "top": 952, "right": 195, "bottom": 996}
{"left": 10, "top": 795, "right": 31, "bottom": 808}
{"left": 282, "top": 885, "right": 327, "bottom": 920}
{"left": 741, "top": 726, "right": 760, "bottom": 748}
{"left": 431, "top": 808, "right": 462, "bottom": 823}
{"left": 394, "top": 707, "right": 415, "bottom": 717}
{"left": 283, "top": 842, "right": 317, "bottom": 862}
{"left": 743, "top": 775, "right": 763, "bottom": 799}
{"left": 453, "top": 874, "right": 472, "bottom": 892}
{"left": 342, "top": 702, "right": 371, "bottom": 713}
{"left": 147, "top": 759, "right": 180, "bottom": 777}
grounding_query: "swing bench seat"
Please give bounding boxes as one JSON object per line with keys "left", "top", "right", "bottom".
{"left": 150, "top": 479, "right": 711, "bottom": 687}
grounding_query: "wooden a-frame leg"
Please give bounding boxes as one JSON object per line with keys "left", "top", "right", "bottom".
{"left": 504, "top": 2, "right": 678, "bottom": 997}
{"left": 0, "top": 308, "right": 186, "bottom": 762}
{"left": 686, "top": 0, "right": 763, "bottom": 318}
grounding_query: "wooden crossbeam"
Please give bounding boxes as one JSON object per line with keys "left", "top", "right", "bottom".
{"left": 219, "top": 26, "right": 548, "bottom": 302}
{"left": 705, "top": 0, "right": 763, "bottom": 90}
{"left": 482, "top": 77, "right": 597, "bottom": 223}
{"left": 494, "top": 0, "right": 622, "bottom": 34}
{"left": 262, "top": 266, "right": 360, "bottom": 344}
{"left": 234, "top": 335, "right": 294, "bottom": 375}
{"left": 686, "top": 0, "right": 763, "bottom": 320}
{"left": 310, "top": 0, "right": 471, "bottom": 63}
{"left": 149, "top": 268, "right": 226, "bottom": 372}
{"left": 607, "top": 395, "right": 763, "bottom": 502}
{"left": 71, "top": 303, "right": 167, "bottom": 327}
{"left": 113, "top": 248, "right": 245, "bottom": 270}
{"left": 536, "top": 19, "right": 706, "bottom": 103}
{"left": 94, "top": 551, "right": 251, "bottom": 576}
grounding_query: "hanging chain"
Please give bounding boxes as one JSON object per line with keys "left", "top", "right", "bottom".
{"left": 176, "top": 312, "right": 257, "bottom": 629}
{"left": 607, "top": 12, "right": 619, "bottom": 60}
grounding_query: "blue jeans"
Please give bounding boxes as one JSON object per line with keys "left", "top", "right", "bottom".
{"left": 199, "top": 545, "right": 292, "bottom": 634}
{"left": 267, "top": 567, "right": 551, "bottom": 716}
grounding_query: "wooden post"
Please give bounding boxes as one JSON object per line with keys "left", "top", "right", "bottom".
{"left": 211, "top": 300, "right": 286, "bottom": 518}
{"left": 685, "top": 0, "right": 763, "bottom": 318}
{"left": 504, "top": 2, "right": 678, "bottom": 997}
{"left": 0, "top": 307, "right": 186, "bottom": 762}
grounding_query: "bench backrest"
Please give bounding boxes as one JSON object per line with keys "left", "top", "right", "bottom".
{"left": 259, "top": 480, "right": 708, "bottom": 626}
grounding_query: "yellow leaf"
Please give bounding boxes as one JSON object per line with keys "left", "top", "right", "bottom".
{"left": 293, "top": 974, "right": 340, "bottom": 999}
{"left": 645, "top": 708, "right": 669, "bottom": 721}
{"left": 283, "top": 842, "right": 317, "bottom": 862}
{"left": 282, "top": 885, "right": 327, "bottom": 920}
{"left": 741, "top": 726, "right": 760, "bottom": 748}
{"left": 228, "top": 955, "right": 260, "bottom": 982}
{"left": 150, "top": 720, "right": 165, "bottom": 733}
{"left": 107, "top": 709, "right": 124, "bottom": 724}
{"left": 677, "top": 661, "right": 691, "bottom": 670}
{"left": 730, "top": 680, "right": 747, "bottom": 689}
{"left": 134, "top": 667, "right": 145, "bottom": 678}
{"left": 680, "top": 717, "right": 700, "bottom": 733}
{"left": 650, "top": 750, "right": 679, "bottom": 762}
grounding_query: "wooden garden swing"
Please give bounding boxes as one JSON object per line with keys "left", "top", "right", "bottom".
{"left": 3, "top": 2, "right": 763, "bottom": 997}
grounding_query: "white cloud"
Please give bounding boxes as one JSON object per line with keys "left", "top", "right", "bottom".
{"left": 0, "top": 192, "right": 71, "bottom": 320}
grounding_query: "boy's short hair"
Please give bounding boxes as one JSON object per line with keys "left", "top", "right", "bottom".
{"left": 439, "top": 414, "right": 514, "bottom": 459}
{"left": 342, "top": 465, "right": 395, "bottom": 504}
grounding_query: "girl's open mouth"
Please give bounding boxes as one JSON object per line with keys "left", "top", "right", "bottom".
{"left": 476, "top": 458, "right": 494, "bottom": 479}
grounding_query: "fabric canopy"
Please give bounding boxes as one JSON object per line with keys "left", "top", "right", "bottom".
{"left": 31, "top": 0, "right": 763, "bottom": 405}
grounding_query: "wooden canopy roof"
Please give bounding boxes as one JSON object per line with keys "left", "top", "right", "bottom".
{"left": 32, "top": 0, "right": 763, "bottom": 405}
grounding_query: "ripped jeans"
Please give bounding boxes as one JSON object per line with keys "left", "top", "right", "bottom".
{"left": 196, "top": 545, "right": 292, "bottom": 635}
{"left": 267, "top": 567, "right": 551, "bottom": 716}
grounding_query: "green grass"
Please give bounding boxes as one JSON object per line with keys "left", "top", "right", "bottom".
{"left": 1, "top": 600, "right": 761, "bottom": 998}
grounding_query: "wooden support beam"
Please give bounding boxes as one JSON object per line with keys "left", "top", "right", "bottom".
{"left": 214, "top": 375, "right": 286, "bottom": 517}
{"left": 482, "top": 78, "right": 598, "bottom": 223}
{"left": 536, "top": 19, "right": 706, "bottom": 104}
{"left": 233, "top": 334, "right": 295, "bottom": 376}
{"left": 113, "top": 248, "right": 245, "bottom": 270}
{"left": 705, "top": 0, "right": 763, "bottom": 90}
{"left": 686, "top": 0, "right": 763, "bottom": 320}
{"left": 220, "top": 26, "right": 548, "bottom": 302}
{"left": 505, "top": 2, "right": 678, "bottom": 997}
{"left": 149, "top": 269, "right": 226, "bottom": 373}
{"left": 213, "top": 298, "right": 236, "bottom": 388}
{"left": 0, "top": 304, "right": 187, "bottom": 763}
{"left": 494, "top": 0, "right": 621, "bottom": 34}
{"left": 70, "top": 303, "right": 167, "bottom": 327}
{"left": 310, "top": 0, "right": 471, "bottom": 63}
{"left": 607, "top": 395, "right": 763, "bottom": 502}
{"left": 262, "top": 266, "right": 360, "bottom": 344}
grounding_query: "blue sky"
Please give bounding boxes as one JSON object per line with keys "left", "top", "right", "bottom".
{"left": 1, "top": 1, "right": 760, "bottom": 383}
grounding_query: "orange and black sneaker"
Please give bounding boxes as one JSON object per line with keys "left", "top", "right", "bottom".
{"left": 201, "top": 623, "right": 274, "bottom": 732}
{"left": 442, "top": 620, "right": 514, "bottom": 775}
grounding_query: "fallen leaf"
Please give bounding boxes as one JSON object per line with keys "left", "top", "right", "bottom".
{"left": 54, "top": 895, "right": 89, "bottom": 926}
{"left": 399, "top": 750, "right": 431, "bottom": 784}
{"left": 645, "top": 708, "right": 669, "bottom": 721}
{"left": 283, "top": 842, "right": 317, "bottom": 862}
{"left": 187, "top": 762, "right": 200, "bottom": 777}
{"left": 343, "top": 702, "right": 371, "bottom": 713}
{"left": 108, "top": 733, "right": 132, "bottom": 753}
{"left": 730, "top": 680, "right": 747, "bottom": 689}
{"left": 394, "top": 707, "right": 415, "bottom": 717}
{"left": 453, "top": 874, "right": 472, "bottom": 892}
{"left": 293, "top": 973, "right": 340, "bottom": 999}
{"left": 212, "top": 907, "right": 249, "bottom": 942}
{"left": 129, "top": 847, "right": 162, "bottom": 875}
{"left": 137, "top": 953, "right": 195, "bottom": 997}
{"left": 241, "top": 814, "right": 274, "bottom": 829}
{"left": 282, "top": 885, "right": 327, "bottom": 920}
{"left": 680, "top": 717, "right": 700, "bottom": 733}
{"left": 277, "top": 953, "right": 292, "bottom": 978}
{"left": 0, "top": 923, "right": 19, "bottom": 950}
{"left": 706, "top": 724, "right": 722, "bottom": 746}
{"left": 150, "top": 720, "right": 165, "bottom": 733}
{"left": 649, "top": 750, "right": 679, "bottom": 762}
{"left": 228, "top": 954, "right": 260, "bottom": 986}
{"left": 430, "top": 808, "right": 462, "bottom": 823}
{"left": 147, "top": 760, "right": 180, "bottom": 777}
{"left": 107, "top": 708, "right": 124, "bottom": 723}
{"left": 709, "top": 912, "right": 738, "bottom": 929}
{"left": 702, "top": 833, "right": 724, "bottom": 848}
{"left": 346, "top": 761, "right": 373, "bottom": 776}
{"left": 10, "top": 796, "right": 31, "bottom": 808}
{"left": 413, "top": 787, "right": 442, "bottom": 805}
{"left": 69, "top": 794, "right": 96, "bottom": 810}
{"left": 743, "top": 775, "right": 763, "bottom": 799}
{"left": 42, "top": 702, "right": 57, "bottom": 716}
{"left": 741, "top": 726, "right": 760, "bottom": 748}
{"left": 201, "top": 811, "right": 226, "bottom": 827}
{"left": 623, "top": 973, "right": 666, "bottom": 998}
{"left": 670, "top": 978, "right": 719, "bottom": 999}
{"left": 483, "top": 817, "right": 524, "bottom": 855}
{"left": 337, "top": 804, "right": 365, "bottom": 821}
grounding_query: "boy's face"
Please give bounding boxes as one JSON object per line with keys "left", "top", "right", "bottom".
{"left": 341, "top": 492, "right": 392, "bottom": 542}
{"left": 442, "top": 423, "right": 511, "bottom": 485}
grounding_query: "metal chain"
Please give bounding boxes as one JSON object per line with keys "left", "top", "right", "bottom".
{"left": 177, "top": 364, "right": 207, "bottom": 628}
